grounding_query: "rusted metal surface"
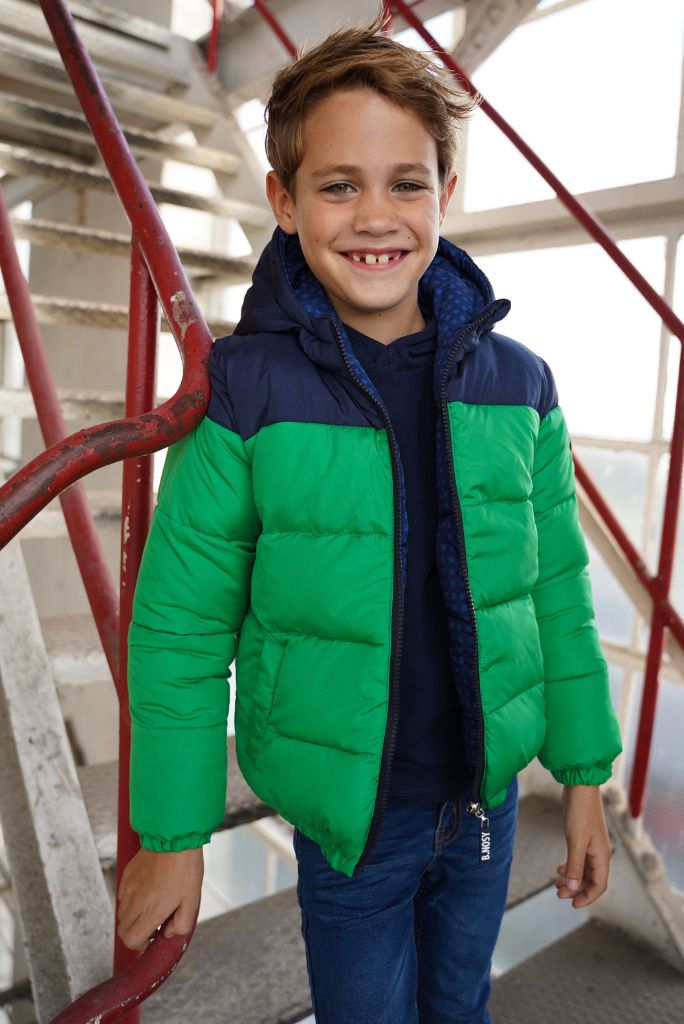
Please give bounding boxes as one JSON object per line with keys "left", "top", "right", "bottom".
{"left": 389, "top": 0, "right": 684, "bottom": 827}
{"left": 115, "top": 239, "right": 158, "bottom": 983}
{"left": 49, "top": 913, "right": 198, "bottom": 1024}
{"left": 0, "top": 391, "right": 207, "bottom": 546}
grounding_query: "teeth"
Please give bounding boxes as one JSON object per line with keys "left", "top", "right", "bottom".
{"left": 347, "top": 252, "right": 402, "bottom": 264}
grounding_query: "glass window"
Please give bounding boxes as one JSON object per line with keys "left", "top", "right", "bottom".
{"left": 463, "top": 0, "right": 684, "bottom": 211}
{"left": 477, "top": 236, "right": 666, "bottom": 439}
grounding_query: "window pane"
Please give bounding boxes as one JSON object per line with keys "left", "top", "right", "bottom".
{"left": 477, "top": 237, "right": 666, "bottom": 439}
{"left": 586, "top": 535, "right": 635, "bottom": 647}
{"left": 574, "top": 444, "right": 650, "bottom": 555}
{"left": 623, "top": 674, "right": 684, "bottom": 893}
{"left": 463, "top": 0, "right": 684, "bottom": 211}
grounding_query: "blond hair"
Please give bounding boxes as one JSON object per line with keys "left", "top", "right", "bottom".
{"left": 264, "top": 9, "right": 481, "bottom": 198}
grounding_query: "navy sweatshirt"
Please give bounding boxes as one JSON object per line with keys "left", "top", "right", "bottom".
{"left": 343, "top": 315, "right": 473, "bottom": 806}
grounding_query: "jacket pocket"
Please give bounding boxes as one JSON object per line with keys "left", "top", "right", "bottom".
{"left": 251, "top": 635, "right": 288, "bottom": 765}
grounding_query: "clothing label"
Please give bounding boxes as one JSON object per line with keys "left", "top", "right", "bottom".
{"left": 479, "top": 816, "right": 491, "bottom": 862}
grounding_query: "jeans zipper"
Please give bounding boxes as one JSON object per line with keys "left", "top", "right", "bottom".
{"left": 330, "top": 318, "right": 405, "bottom": 879}
{"left": 439, "top": 306, "right": 500, "bottom": 864}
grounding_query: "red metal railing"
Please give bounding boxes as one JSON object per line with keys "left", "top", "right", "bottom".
{"left": 0, "top": 0, "right": 215, "bottom": 1018}
{"left": 207, "top": 0, "right": 224, "bottom": 75}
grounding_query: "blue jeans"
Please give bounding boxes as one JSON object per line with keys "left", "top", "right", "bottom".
{"left": 293, "top": 775, "right": 519, "bottom": 1024}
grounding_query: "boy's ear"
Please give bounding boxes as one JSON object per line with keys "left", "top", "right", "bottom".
{"left": 439, "top": 172, "right": 458, "bottom": 225}
{"left": 266, "top": 170, "right": 298, "bottom": 234}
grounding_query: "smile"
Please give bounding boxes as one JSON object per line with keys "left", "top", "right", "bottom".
{"left": 340, "top": 250, "right": 409, "bottom": 270}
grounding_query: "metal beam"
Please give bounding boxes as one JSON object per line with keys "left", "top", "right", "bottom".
{"left": 450, "top": 0, "right": 540, "bottom": 73}
{"left": 0, "top": 540, "right": 112, "bottom": 1021}
{"left": 214, "top": 0, "right": 462, "bottom": 99}
{"left": 443, "top": 175, "right": 684, "bottom": 255}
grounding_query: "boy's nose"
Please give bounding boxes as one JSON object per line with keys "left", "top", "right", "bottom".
{"left": 352, "top": 194, "right": 398, "bottom": 235}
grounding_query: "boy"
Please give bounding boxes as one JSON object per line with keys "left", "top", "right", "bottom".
{"left": 117, "top": 12, "right": 623, "bottom": 1022}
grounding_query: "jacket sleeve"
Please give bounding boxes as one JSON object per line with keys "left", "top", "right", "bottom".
{"left": 531, "top": 358, "right": 623, "bottom": 787}
{"left": 127, "top": 340, "right": 261, "bottom": 851}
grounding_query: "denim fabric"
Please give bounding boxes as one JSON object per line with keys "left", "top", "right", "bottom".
{"left": 293, "top": 775, "right": 519, "bottom": 1024}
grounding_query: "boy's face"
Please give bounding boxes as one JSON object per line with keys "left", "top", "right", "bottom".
{"left": 266, "top": 87, "right": 457, "bottom": 343}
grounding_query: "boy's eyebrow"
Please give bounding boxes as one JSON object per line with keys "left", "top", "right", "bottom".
{"left": 310, "top": 162, "right": 433, "bottom": 178}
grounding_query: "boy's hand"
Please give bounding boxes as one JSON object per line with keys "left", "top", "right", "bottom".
{"left": 116, "top": 847, "right": 204, "bottom": 951}
{"left": 555, "top": 784, "right": 612, "bottom": 909}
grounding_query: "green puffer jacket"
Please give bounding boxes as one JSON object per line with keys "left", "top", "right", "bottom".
{"left": 128, "top": 227, "right": 623, "bottom": 878}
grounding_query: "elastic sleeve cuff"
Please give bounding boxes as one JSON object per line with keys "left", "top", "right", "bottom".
{"left": 138, "top": 831, "right": 213, "bottom": 853}
{"left": 550, "top": 763, "right": 614, "bottom": 787}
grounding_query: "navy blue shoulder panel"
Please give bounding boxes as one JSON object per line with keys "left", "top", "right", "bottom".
{"left": 445, "top": 329, "right": 559, "bottom": 419}
{"left": 206, "top": 331, "right": 373, "bottom": 442}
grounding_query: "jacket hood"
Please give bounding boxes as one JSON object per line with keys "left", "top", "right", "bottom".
{"left": 236, "top": 226, "right": 511, "bottom": 372}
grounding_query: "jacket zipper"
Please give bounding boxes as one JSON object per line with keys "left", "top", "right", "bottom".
{"left": 330, "top": 318, "right": 405, "bottom": 879}
{"left": 439, "top": 306, "right": 499, "bottom": 864}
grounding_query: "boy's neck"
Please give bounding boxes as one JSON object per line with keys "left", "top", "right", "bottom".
{"left": 338, "top": 305, "right": 428, "bottom": 346}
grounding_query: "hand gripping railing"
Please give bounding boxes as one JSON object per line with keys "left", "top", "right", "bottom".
{"left": 0, "top": 0, "right": 213, "bottom": 1019}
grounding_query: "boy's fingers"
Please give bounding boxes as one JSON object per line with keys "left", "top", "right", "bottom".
{"left": 568, "top": 878, "right": 603, "bottom": 907}
{"left": 564, "top": 841, "right": 587, "bottom": 891}
{"left": 163, "top": 901, "right": 195, "bottom": 939}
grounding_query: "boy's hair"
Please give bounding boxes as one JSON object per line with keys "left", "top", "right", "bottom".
{"left": 264, "top": 10, "right": 482, "bottom": 199}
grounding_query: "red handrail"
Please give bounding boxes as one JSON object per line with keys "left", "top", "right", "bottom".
{"left": 115, "top": 238, "right": 160, "bottom": 997}
{"left": 49, "top": 908, "right": 199, "bottom": 1024}
{"left": 207, "top": 0, "right": 224, "bottom": 76}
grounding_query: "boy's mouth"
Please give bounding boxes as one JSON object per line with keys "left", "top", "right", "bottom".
{"left": 340, "top": 249, "right": 409, "bottom": 270}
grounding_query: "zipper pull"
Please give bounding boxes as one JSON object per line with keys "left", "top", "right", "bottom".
{"left": 467, "top": 800, "right": 491, "bottom": 863}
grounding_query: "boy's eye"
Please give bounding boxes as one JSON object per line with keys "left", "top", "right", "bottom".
{"left": 321, "top": 181, "right": 427, "bottom": 195}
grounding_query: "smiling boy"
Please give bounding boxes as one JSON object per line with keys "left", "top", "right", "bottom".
{"left": 117, "top": 12, "right": 623, "bottom": 1023}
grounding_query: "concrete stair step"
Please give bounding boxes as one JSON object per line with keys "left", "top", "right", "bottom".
{"left": 20, "top": 490, "right": 122, "bottom": 540}
{"left": 140, "top": 887, "right": 311, "bottom": 1024}
{"left": 508, "top": 792, "right": 562, "bottom": 907}
{"left": 76, "top": 737, "right": 276, "bottom": 868}
{"left": 0, "top": 35, "right": 215, "bottom": 128}
{"left": 0, "top": 92, "right": 242, "bottom": 174}
{"left": 0, "top": 385, "right": 125, "bottom": 422}
{"left": 0, "top": 142, "right": 271, "bottom": 226}
{"left": 54, "top": 0, "right": 175, "bottom": 49}
{"left": 0, "top": 293, "right": 236, "bottom": 335}
{"left": 42, "top": 614, "right": 111, "bottom": 687}
{"left": 9, "top": 217, "right": 255, "bottom": 283}
{"left": 0, "top": 0, "right": 186, "bottom": 87}
{"left": 489, "top": 917, "right": 684, "bottom": 1023}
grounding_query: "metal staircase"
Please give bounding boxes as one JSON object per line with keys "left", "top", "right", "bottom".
{"left": 0, "top": 1, "right": 683, "bottom": 1022}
